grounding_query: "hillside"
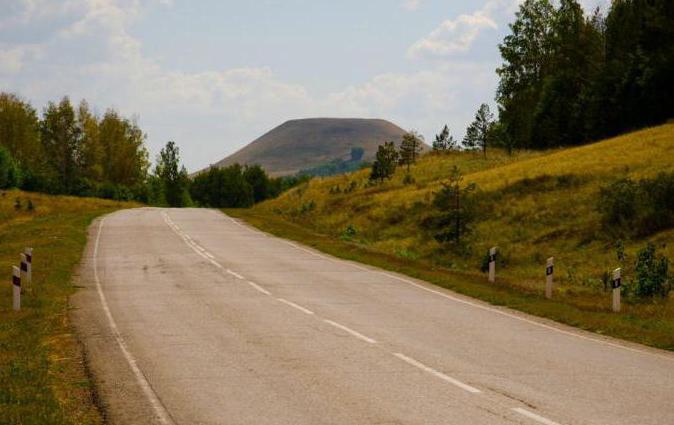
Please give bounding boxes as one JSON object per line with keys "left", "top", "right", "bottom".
{"left": 0, "top": 190, "right": 136, "bottom": 423}
{"left": 232, "top": 123, "right": 674, "bottom": 348}
{"left": 210, "top": 118, "right": 413, "bottom": 176}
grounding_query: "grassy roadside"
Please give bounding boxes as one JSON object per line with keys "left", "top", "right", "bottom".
{"left": 0, "top": 190, "right": 136, "bottom": 425}
{"left": 227, "top": 208, "right": 674, "bottom": 352}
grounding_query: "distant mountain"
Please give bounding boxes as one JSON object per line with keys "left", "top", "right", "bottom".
{"left": 207, "top": 118, "right": 416, "bottom": 176}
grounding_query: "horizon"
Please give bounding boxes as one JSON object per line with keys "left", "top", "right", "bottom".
{"left": 1, "top": 0, "right": 606, "bottom": 172}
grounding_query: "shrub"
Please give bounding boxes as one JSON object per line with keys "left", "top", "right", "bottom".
{"left": 340, "top": 224, "right": 357, "bottom": 241}
{"left": 598, "top": 173, "right": 674, "bottom": 237}
{"left": 632, "top": 243, "right": 670, "bottom": 298}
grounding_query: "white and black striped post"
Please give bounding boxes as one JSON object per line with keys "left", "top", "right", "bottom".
{"left": 488, "top": 247, "right": 497, "bottom": 283}
{"left": 24, "top": 248, "right": 32, "bottom": 286}
{"left": 20, "top": 253, "right": 29, "bottom": 292}
{"left": 612, "top": 268, "right": 622, "bottom": 313}
{"left": 12, "top": 266, "right": 21, "bottom": 311}
{"left": 545, "top": 257, "right": 554, "bottom": 299}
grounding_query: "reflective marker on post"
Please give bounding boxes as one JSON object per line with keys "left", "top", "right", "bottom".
{"left": 612, "top": 268, "right": 621, "bottom": 313}
{"left": 24, "top": 248, "right": 32, "bottom": 286}
{"left": 12, "top": 266, "right": 21, "bottom": 311}
{"left": 488, "top": 247, "right": 497, "bottom": 283}
{"left": 545, "top": 257, "right": 554, "bottom": 299}
{"left": 20, "top": 253, "right": 29, "bottom": 292}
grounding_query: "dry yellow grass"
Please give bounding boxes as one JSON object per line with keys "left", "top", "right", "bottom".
{"left": 249, "top": 124, "right": 674, "bottom": 348}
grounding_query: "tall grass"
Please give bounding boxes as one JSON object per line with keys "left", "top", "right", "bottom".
{"left": 245, "top": 123, "right": 674, "bottom": 349}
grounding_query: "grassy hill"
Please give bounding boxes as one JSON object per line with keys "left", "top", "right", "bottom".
{"left": 0, "top": 190, "right": 136, "bottom": 424}
{"left": 210, "top": 118, "right": 413, "bottom": 176}
{"left": 231, "top": 123, "right": 674, "bottom": 349}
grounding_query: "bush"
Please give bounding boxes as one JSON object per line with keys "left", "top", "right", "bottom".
{"left": 598, "top": 173, "right": 674, "bottom": 237}
{"left": 632, "top": 243, "right": 670, "bottom": 298}
{"left": 340, "top": 224, "right": 357, "bottom": 241}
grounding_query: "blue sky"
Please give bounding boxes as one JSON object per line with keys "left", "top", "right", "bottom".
{"left": 0, "top": 0, "right": 605, "bottom": 171}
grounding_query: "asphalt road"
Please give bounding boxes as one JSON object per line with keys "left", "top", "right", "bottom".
{"left": 73, "top": 208, "right": 674, "bottom": 425}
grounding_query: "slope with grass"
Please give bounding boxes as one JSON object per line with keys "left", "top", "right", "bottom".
{"left": 0, "top": 190, "right": 136, "bottom": 424}
{"left": 231, "top": 123, "right": 674, "bottom": 349}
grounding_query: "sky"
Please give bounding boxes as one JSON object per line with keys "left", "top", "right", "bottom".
{"left": 0, "top": 0, "right": 606, "bottom": 172}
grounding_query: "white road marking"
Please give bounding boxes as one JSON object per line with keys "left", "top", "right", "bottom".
{"left": 219, "top": 211, "right": 674, "bottom": 362}
{"left": 512, "top": 408, "right": 561, "bottom": 425}
{"left": 247, "top": 280, "right": 271, "bottom": 296}
{"left": 277, "top": 298, "right": 314, "bottom": 315}
{"left": 393, "top": 352, "right": 481, "bottom": 394}
{"left": 227, "top": 269, "right": 244, "bottom": 280}
{"left": 323, "top": 319, "right": 377, "bottom": 344}
{"left": 93, "top": 218, "right": 175, "bottom": 425}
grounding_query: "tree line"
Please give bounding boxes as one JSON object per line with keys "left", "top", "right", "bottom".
{"left": 0, "top": 92, "right": 302, "bottom": 206}
{"left": 0, "top": 93, "right": 149, "bottom": 199}
{"left": 429, "top": 0, "right": 674, "bottom": 156}
{"left": 497, "top": 0, "right": 673, "bottom": 150}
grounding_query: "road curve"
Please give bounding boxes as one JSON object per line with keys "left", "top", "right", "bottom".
{"left": 72, "top": 208, "right": 674, "bottom": 425}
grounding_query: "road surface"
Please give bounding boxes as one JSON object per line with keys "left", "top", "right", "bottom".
{"left": 73, "top": 208, "right": 674, "bottom": 425}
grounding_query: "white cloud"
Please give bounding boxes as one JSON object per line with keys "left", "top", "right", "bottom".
{"left": 0, "top": 0, "right": 502, "bottom": 170}
{"left": 408, "top": 12, "right": 497, "bottom": 58}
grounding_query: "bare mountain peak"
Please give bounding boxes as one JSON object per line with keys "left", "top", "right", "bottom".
{"left": 210, "top": 118, "right": 412, "bottom": 176}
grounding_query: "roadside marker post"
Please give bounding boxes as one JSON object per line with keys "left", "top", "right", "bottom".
{"left": 488, "top": 247, "right": 497, "bottom": 283}
{"left": 612, "top": 268, "right": 621, "bottom": 312}
{"left": 12, "top": 266, "right": 21, "bottom": 311}
{"left": 20, "top": 253, "right": 29, "bottom": 292}
{"left": 24, "top": 248, "right": 32, "bottom": 286}
{"left": 545, "top": 257, "right": 554, "bottom": 299}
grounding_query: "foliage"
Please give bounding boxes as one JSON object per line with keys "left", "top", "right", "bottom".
{"left": 399, "top": 131, "right": 424, "bottom": 171}
{"left": 369, "top": 141, "right": 399, "bottom": 183}
{"left": 432, "top": 125, "right": 457, "bottom": 151}
{"left": 190, "top": 163, "right": 302, "bottom": 208}
{"left": 0, "top": 145, "right": 21, "bottom": 189}
{"left": 632, "top": 243, "right": 670, "bottom": 298}
{"left": 598, "top": 172, "right": 674, "bottom": 237}
{"left": 1, "top": 93, "right": 149, "bottom": 200}
{"left": 463, "top": 104, "right": 494, "bottom": 157}
{"left": 154, "top": 141, "right": 192, "bottom": 207}
{"left": 496, "top": 0, "right": 674, "bottom": 150}
{"left": 422, "top": 166, "right": 477, "bottom": 245}
{"left": 299, "top": 146, "right": 368, "bottom": 177}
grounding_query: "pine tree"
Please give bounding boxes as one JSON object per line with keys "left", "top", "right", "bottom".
{"left": 369, "top": 142, "right": 399, "bottom": 183}
{"left": 433, "top": 125, "right": 456, "bottom": 151}
{"left": 399, "top": 131, "right": 423, "bottom": 171}
{"left": 463, "top": 104, "right": 494, "bottom": 158}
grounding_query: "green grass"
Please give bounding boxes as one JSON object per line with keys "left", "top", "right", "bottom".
{"left": 234, "top": 123, "right": 674, "bottom": 351}
{"left": 0, "top": 190, "right": 137, "bottom": 425}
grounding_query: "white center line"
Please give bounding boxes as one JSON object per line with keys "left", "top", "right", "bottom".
{"left": 323, "top": 319, "right": 377, "bottom": 344}
{"left": 512, "top": 408, "right": 561, "bottom": 425}
{"left": 393, "top": 352, "right": 481, "bottom": 394}
{"left": 277, "top": 298, "right": 314, "bottom": 315}
{"left": 247, "top": 280, "right": 271, "bottom": 296}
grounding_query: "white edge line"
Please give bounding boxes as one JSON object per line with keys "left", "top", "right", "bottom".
{"left": 247, "top": 280, "right": 271, "bottom": 296}
{"left": 393, "top": 352, "right": 481, "bottom": 394}
{"left": 227, "top": 269, "right": 244, "bottom": 280}
{"left": 219, "top": 210, "right": 674, "bottom": 362}
{"left": 512, "top": 408, "right": 561, "bottom": 425}
{"left": 277, "top": 298, "right": 314, "bottom": 315}
{"left": 380, "top": 272, "right": 673, "bottom": 362}
{"left": 323, "top": 319, "right": 377, "bottom": 344}
{"left": 93, "top": 218, "right": 174, "bottom": 425}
